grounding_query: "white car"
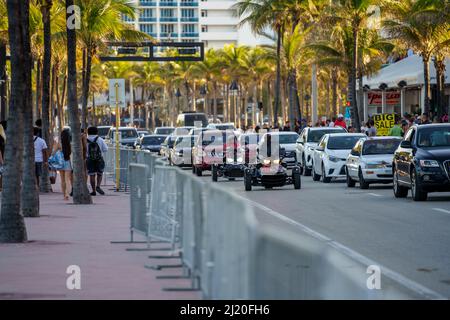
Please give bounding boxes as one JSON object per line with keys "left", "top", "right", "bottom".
{"left": 346, "top": 136, "right": 402, "bottom": 189}
{"left": 173, "top": 126, "right": 195, "bottom": 136}
{"left": 170, "top": 135, "right": 197, "bottom": 167}
{"left": 312, "top": 133, "right": 366, "bottom": 183}
{"left": 259, "top": 132, "right": 299, "bottom": 168}
{"left": 207, "top": 123, "right": 236, "bottom": 131}
{"left": 296, "top": 127, "right": 347, "bottom": 176}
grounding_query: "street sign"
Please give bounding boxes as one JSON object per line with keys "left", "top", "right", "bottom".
{"left": 109, "top": 79, "right": 126, "bottom": 109}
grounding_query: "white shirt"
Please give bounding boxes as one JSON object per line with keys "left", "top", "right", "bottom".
{"left": 86, "top": 135, "right": 108, "bottom": 157}
{"left": 329, "top": 122, "right": 335, "bottom": 127}
{"left": 34, "top": 136, "right": 48, "bottom": 163}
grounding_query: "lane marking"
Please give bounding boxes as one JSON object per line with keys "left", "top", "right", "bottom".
{"left": 432, "top": 208, "right": 450, "bottom": 215}
{"left": 235, "top": 194, "right": 446, "bottom": 300}
{"left": 368, "top": 193, "right": 382, "bottom": 197}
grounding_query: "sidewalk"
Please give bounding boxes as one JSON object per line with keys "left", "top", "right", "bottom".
{"left": 0, "top": 178, "right": 201, "bottom": 300}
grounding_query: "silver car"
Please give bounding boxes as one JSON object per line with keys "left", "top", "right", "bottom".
{"left": 346, "top": 136, "right": 402, "bottom": 189}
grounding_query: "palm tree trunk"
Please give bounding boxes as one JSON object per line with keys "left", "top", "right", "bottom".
{"left": 331, "top": 69, "right": 338, "bottom": 117}
{"left": 21, "top": 81, "right": 40, "bottom": 218}
{"left": 350, "top": 27, "right": 361, "bottom": 132}
{"left": 274, "top": 25, "right": 282, "bottom": 126}
{"left": 423, "top": 56, "right": 431, "bottom": 115}
{"left": 213, "top": 83, "right": 218, "bottom": 122}
{"left": 434, "top": 57, "right": 446, "bottom": 117}
{"left": 287, "top": 70, "right": 297, "bottom": 131}
{"left": 81, "top": 49, "right": 92, "bottom": 129}
{"left": 185, "top": 80, "right": 190, "bottom": 111}
{"left": 66, "top": 0, "right": 92, "bottom": 205}
{"left": 0, "top": 0, "right": 30, "bottom": 242}
{"left": 35, "top": 58, "right": 42, "bottom": 122}
{"left": 39, "top": 0, "right": 52, "bottom": 193}
{"left": 267, "top": 80, "right": 273, "bottom": 126}
{"left": 0, "top": 42, "right": 7, "bottom": 121}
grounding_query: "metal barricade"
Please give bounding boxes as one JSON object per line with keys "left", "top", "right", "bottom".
{"left": 129, "top": 164, "right": 151, "bottom": 242}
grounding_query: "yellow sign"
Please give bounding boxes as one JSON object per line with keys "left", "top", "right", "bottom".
{"left": 373, "top": 114, "right": 395, "bottom": 136}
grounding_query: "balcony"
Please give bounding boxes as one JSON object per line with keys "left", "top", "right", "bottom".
{"left": 160, "top": 32, "right": 179, "bottom": 38}
{"left": 180, "top": 2, "right": 198, "bottom": 7}
{"left": 139, "top": 1, "right": 157, "bottom": 6}
{"left": 139, "top": 17, "right": 157, "bottom": 22}
{"left": 180, "top": 17, "right": 199, "bottom": 22}
{"left": 181, "top": 32, "right": 199, "bottom": 38}
{"left": 159, "top": 17, "right": 178, "bottom": 22}
{"left": 159, "top": 1, "right": 177, "bottom": 6}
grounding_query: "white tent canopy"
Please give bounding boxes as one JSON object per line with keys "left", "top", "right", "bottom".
{"left": 362, "top": 54, "right": 450, "bottom": 89}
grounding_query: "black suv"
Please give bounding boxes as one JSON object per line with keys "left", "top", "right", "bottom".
{"left": 393, "top": 124, "right": 450, "bottom": 201}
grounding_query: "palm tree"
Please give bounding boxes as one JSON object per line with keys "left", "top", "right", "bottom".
{"left": 76, "top": 0, "right": 150, "bottom": 129}
{"left": 382, "top": 0, "right": 448, "bottom": 115}
{"left": 66, "top": 0, "right": 92, "bottom": 205}
{"left": 0, "top": 0, "right": 7, "bottom": 121}
{"left": 0, "top": 0, "right": 31, "bottom": 242}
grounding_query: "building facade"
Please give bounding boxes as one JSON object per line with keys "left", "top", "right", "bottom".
{"left": 124, "top": 0, "right": 267, "bottom": 49}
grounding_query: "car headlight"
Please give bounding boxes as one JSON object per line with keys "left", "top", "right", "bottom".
{"left": 226, "top": 157, "right": 235, "bottom": 164}
{"left": 237, "top": 157, "right": 243, "bottom": 163}
{"left": 272, "top": 159, "right": 281, "bottom": 165}
{"left": 263, "top": 159, "right": 271, "bottom": 166}
{"left": 420, "top": 160, "right": 440, "bottom": 168}
{"left": 328, "top": 155, "right": 341, "bottom": 163}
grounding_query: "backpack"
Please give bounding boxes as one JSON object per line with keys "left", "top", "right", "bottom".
{"left": 87, "top": 137, "right": 103, "bottom": 161}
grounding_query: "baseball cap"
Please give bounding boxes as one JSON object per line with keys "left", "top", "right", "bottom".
{"left": 338, "top": 114, "right": 344, "bottom": 118}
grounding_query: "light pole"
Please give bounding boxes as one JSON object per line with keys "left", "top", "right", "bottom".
{"left": 230, "top": 80, "right": 239, "bottom": 127}
{"left": 200, "top": 84, "right": 207, "bottom": 116}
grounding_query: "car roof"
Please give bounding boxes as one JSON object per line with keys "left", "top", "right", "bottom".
{"left": 325, "top": 133, "right": 365, "bottom": 137}
{"left": 308, "top": 127, "right": 346, "bottom": 131}
{"left": 413, "top": 123, "right": 450, "bottom": 129}
{"left": 98, "top": 126, "right": 112, "bottom": 128}
{"left": 115, "top": 127, "right": 137, "bottom": 130}
{"left": 142, "top": 134, "right": 166, "bottom": 138}
{"left": 263, "top": 131, "right": 299, "bottom": 136}
{"left": 156, "top": 126, "right": 174, "bottom": 129}
{"left": 363, "top": 136, "right": 402, "bottom": 141}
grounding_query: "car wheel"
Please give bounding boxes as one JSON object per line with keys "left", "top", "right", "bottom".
{"left": 411, "top": 169, "right": 427, "bottom": 201}
{"left": 346, "top": 167, "right": 356, "bottom": 187}
{"left": 196, "top": 168, "right": 203, "bottom": 177}
{"left": 321, "top": 164, "right": 331, "bottom": 183}
{"left": 312, "top": 164, "right": 321, "bottom": 182}
{"left": 244, "top": 173, "right": 252, "bottom": 191}
{"left": 303, "top": 156, "right": 311, "bottom": 176}
{"left": 212, "top": 165, "right": 218, "bottom": 182}
{"left": 293, "top": 172, "right": 301, "bottom": 190}
{"left": 359, "top": 169, "right": 370, "bottom": 189}
{"left": 393, "top": 169, "right": 408, "bottom": 198}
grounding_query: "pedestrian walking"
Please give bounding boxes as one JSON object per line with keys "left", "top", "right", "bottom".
{"left": 34, "top": 126, "right": 49, "bottom": 187}
{"left": 388, "top": 119, "right": 403, "bottom": 137}
{"left": 52, "top": 128, "right": 73, "bottom": 200}
{"left": 334, "top": 114, "right": 347, "bottom": 129}
{"left": 366, "top": 120, "right": 377, "bottom": 137}
{"left": 86, "top": 126, "right": 108, "bottom": 196}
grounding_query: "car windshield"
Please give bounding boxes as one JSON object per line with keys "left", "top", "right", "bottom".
{"left": 142, "top": 136, "right": 165, "bottom": 145}
{"left": 328, "top": 136, "right": 363, "bottom": 150}
{"left": 156, "top": 128, "right": 175, "bottom": 135}
{"left": 278, "top": 134, "right": 299, "bottom": 144}
{"left": 121, "top": 129, "right": 137, "bottom": 138}
{"left": 417, "top": 127, "right": 450, "bottom": 148}
{"left": 308, "top": 129, "right": 344, "bottom": 142}
{"left": 362, "top": 139, "right": 401, "bottom": 155}
{"left": 215, "top": 125, "right": 235, "bottom": 130}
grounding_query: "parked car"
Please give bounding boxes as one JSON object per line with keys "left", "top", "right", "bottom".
{"left": 170, "top": 135, "right": 197, "bottom": 167}
{"left": 154, "top": 127, "right": 175, "bottom": 136}
{"left": 192, "top": 130, "right": 224, "bottom": 176}
{"left": 135, "top": 134, "right": 167, "bottom": 153}
{"left": 106, "top": 127, "right": 139, "bottom": 147}
{"left": 137, "top": 130, "right": 150, "bottom": 138}
{"left": 259, "top": 132, "right": 299, "bottom": 168}
{"left": 346, "top": 137, "right": 402, "bottom": 189}
{"left": 176, "top": 112, "right": 208, "bottom": 128}
{"left": 160, "top": 135, "right": 177, "bottom": 160}
{"left": 296, "top": 127, "right": 347, "bottom": 176}
{"left": 207, "top": 123, "right": 236, "bottom": 131}
{"left": 393, "top": 124, "right": 450, "bottom": 201}
{"left": 98, "top": 126, "right": 112, "bottom": 139}
{"left": 244, "top": 134, "right": 301, "bottom": 191}
{"left": 312, "top": 133, "right": 366, "bottom": 182}
{"left": 174, "top": 126, "right": 196, "bottom": 136}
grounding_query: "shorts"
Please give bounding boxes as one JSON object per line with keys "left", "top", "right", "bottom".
{"left": 60, "top": 159, "right": 72, "bottom": 171}
{"left": 35, "top": 162, "right": 43, "bottom": 177}
{"left": 86, "top": 158, "right": 105, "bottom": 176}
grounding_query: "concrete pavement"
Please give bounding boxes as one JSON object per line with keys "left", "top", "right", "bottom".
{"left": 0, "top": 179, "right": 201, "bottom": 300}
{"left": 196, "top": 170, "right": 450, "bottom": 298}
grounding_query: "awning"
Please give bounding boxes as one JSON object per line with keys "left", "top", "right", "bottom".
{"left": 361, "top": 54, "right": 450, "bottom": 90}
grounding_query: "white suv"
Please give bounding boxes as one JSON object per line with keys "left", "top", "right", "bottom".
{"left": 296, "top": 127, "right": 346, "bottom": 176}
{"left": 312, "top": 133, "right": 366, "bottom": 183}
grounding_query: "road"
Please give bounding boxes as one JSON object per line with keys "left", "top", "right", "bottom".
{"left": 193, "top": 170, "right": 450, "bottom": 298}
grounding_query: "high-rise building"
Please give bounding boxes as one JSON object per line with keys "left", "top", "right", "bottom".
{"left": 124, "top": 0, "right": 268, "bottom": 49}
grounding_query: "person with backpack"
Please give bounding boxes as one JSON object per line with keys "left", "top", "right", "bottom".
{"left": 86, "top": 126, "right": 108, "bottom": 196}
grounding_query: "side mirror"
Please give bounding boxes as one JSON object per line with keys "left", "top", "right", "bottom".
{"left": 297, "top": 139, "right": 304, "bottom": 145}
{"left": 400, "top": 140, "right": 412, "bottom": 149}
{"left": 316, "top": 146, "right": 324, "bottom": 152}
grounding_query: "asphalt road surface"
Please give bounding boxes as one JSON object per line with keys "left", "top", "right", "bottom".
{"left": 193, "top": 169, "right": 450, "bottom": 298}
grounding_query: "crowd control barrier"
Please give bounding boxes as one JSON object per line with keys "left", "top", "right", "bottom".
{"left": 118, "top": 147, "right": 440, "bottom": 300}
